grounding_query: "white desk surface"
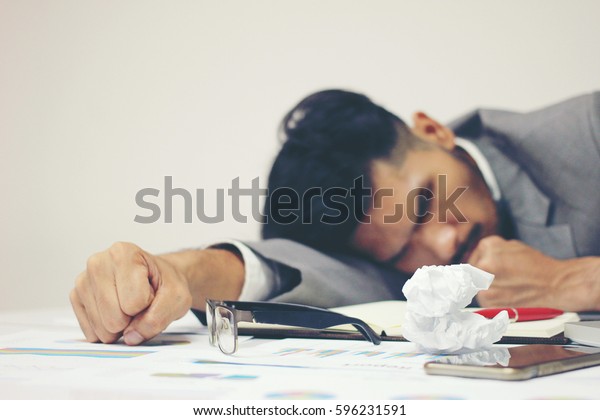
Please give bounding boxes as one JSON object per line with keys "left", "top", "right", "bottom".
{"left": 1, "top": 307, "right": 600, "bottom": 400}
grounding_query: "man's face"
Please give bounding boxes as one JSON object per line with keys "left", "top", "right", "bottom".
{"left": 351, "top": 144, "right": 498, "bottom": 274}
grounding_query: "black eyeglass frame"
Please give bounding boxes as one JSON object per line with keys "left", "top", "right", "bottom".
{"left": 206, "top": 299, "right": 382, "bottom": 355}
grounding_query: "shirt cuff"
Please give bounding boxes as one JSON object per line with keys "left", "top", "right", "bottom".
{"left": 208, "top": 239, "right": 275, "bottom": 301}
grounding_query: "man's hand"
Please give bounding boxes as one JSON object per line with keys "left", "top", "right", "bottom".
{"left": 70, "top": 242, "right": 192, "bottom": 345}
{"left": 468, "top": 236, "right": 600, "bottom": 311}
{"left": 69, "top": 242, "right": 245, "bottom": 345}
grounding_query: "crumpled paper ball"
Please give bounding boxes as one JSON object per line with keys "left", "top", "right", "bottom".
{"left": 401, "top": 264, "right": 509, "bottom": 354}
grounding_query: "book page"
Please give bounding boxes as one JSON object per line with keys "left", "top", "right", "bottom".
{"left": 332, "top": 300, "right": 407, "bottom": 335}
{"left": 505, "top": 312, "right": 580, "bottom": 337}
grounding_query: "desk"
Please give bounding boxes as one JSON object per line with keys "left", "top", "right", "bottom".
{"left": 2, "top": 308, "right": 600, "bottom": 400}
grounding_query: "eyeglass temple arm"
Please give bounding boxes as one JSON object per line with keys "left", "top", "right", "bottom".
{"left": 250, "top": 310, "right": 382, "bottom": 345}
{"left": 217, "top": 300, "right": 382, "bottom": 344}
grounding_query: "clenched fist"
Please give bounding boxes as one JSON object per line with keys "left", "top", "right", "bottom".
{"left": 70, "top": 242, "right": 244, "bottom": 345}
{"left": 468, "top": 235, "right": 600, "bottom": 311}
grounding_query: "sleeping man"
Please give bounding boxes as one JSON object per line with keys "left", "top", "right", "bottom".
{"left": 70, "top": 89, "right": 600, "bottom": 345}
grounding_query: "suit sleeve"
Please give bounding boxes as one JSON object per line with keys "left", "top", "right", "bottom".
{"left": 241, "top": 238, "right": 407, "bottom": 308}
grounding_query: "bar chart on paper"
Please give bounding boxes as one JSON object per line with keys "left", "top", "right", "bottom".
{"left": 197, "top": 338, "right": 441, "bottom": 371}
{"left": 273, "top": 346, "right": 424, "bottom": 359}
{"left": 269, "top": 342, "right": 441, "bottom": 370}
{"left": 0, "top": 348, "right": 154, "bottom": 359}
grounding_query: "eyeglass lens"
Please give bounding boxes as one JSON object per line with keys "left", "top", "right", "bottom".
{"left": 215, "top": 306, "right": 237, "bottom": 355}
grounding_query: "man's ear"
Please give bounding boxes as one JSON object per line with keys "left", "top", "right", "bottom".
{"left": 411, "top": 111, "right": 456, "bottom": 150}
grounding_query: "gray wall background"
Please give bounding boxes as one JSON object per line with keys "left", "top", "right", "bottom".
{"left": 1, "top": 0, "right": 599, "bottom": 311}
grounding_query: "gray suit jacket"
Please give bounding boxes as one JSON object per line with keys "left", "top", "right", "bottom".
{"left": 450, "top": 91, "right": 600, "bottom": 259}
{"left": 245, "top": 92, "right": 600, "bottom": 307}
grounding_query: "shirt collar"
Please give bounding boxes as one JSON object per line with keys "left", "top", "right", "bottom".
{"left": 454, "top": 137, "right": 502, "bottom": 202}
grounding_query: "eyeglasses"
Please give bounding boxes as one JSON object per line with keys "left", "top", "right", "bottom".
{"left": 206, "top": 299, "right": 382, "bottom": 355}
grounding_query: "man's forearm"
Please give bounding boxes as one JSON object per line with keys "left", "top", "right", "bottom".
{"left": 554, "top": 256, "right": 600, "bottom": 311}
{"left": 160, "top": 248, "right": 245, "bottom": 311}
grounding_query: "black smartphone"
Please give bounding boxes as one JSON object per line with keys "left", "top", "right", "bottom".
{"left": 424, "top": 345, "right": 600, "bottom": 381}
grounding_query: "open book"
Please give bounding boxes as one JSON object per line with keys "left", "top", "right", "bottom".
{"left": 239, "top": 300, "right": 580, "bottom": 344}
{"left": 332, "top": 300, "right": 580, "bottom": 339}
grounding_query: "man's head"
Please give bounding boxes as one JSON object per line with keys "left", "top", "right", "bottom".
{"left": 262, "top": 89, "right": 498, "bottom": 273}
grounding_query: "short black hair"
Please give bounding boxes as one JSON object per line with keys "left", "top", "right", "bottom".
{"left": 262, "top": 89, "right": 420, "bottom": 252}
